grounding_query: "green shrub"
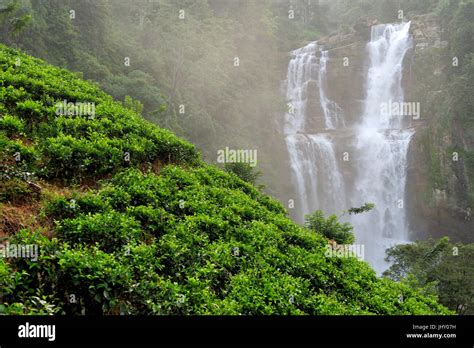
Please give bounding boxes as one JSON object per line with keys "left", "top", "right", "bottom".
{"left": 305, "top": 210, "right": 355, "bottom": 244}
{"left": 0, "top": 114, "right": 25, "bottom": 136}
{"left": 0, "top": 134, "right": 37, "bottom": 165}
{"left": 45, "top": 194, "right": 109, "bottom": 220}
{"left": 57, "top": 212, "right": 143, "bottom": 252}
{"left": 0, "top": 177, "right": 37, "bottom": 204}
{"left": 56, "top": 245, "right": 132, "bottom": 314}
{"left": 224, "top": 162, "right": 262, "bottom": 187}
{"left": 126, "top": 205, "right": 172, "bottom": 236}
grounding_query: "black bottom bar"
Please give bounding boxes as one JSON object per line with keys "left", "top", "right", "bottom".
{"left": 0, "top": 315, "right": 472, "bottom": 347}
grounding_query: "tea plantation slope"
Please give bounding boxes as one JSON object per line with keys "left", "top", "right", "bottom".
{"left": 0, "top": 43, "right": 199, "bottom": 183}
{"left": 0, "top": 44, "right": 451, "bottom": 315}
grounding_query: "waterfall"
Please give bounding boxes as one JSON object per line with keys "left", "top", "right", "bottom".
{"left": 282, "top": 22, "right": 414, "bottom": 274}
{"left": 283, "top": 42, "right": 346, "bottom": 221}
{"left": 350, "top": 22, "right": 414, "bottom": 273}
{"left": 319, "top": 50, "right": 345, "bottom": 130}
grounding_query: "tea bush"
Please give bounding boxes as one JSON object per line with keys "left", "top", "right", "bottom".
{"left": 57, "top": 212, "right": 143, "bottom": 253}
{"left": 0, "top": 114, "right": 25, "bottom": 137}
{"left": 0, "top": 43, "right": 199, "bottom": 183}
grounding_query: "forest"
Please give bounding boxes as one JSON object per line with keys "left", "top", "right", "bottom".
{"left": 0, "top": 0, "right": 473, "bottom": 316}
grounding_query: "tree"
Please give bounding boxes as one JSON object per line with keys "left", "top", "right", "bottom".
{"left": 347, "top": 202, "right": 375, "bottom": 215}
{"left": 0, "top": 0, "right": 32, "bottom": 43}
{"left": 384, "top": 237, "right": 474, "bottom": 314}
{"left": 224, "top": 162, "right": 263, "bottom": 188}
{"left": 305, "top": 210, "right": 355, "bottom": 244}
{"left": 123, "top": 95, "right": 144, "bottom": 115}
{"left": 305, "top": 203, "right": 375, "bottom": 244}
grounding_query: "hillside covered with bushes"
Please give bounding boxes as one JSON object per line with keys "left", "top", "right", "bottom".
{"left": 0, "top": 44, "right": 452, "bottom": 315}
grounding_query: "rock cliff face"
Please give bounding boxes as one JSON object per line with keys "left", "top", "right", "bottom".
{"left": 318, "top": 31, "right": 365, "bottom": 127}
{"left": 405, "top": 14, "right": 474, "bottom": 242}
{"left": 278, "top": 14, "right": 473, "bottom": 241}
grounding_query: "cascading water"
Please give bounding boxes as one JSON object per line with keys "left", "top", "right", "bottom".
{"left": 319, "top": 50, "right": 345, "bottom": 130}
{"left": 283, "top": 42, "right": 346, "bottom": 221}
{"left": 282, "top": 22, "right": 414, "bottom": 274}
{"left": 350, "top": 22, "right": 414, "bottom": 273}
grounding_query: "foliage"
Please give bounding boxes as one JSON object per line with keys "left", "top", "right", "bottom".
{"left": 224, "top": 162, "right": 263, "bottom": 188}
{"left": 0, "top": 43, "right": 199, "bottom": 183}
{"left": 0, "top": 0, "right": 327, "bottom": 195}
{"left": 123, "top": 95, "right": 144, "bottom": 115}
{"left": 347, "top": 203, "right": 375, "bottom": 215}
{"left": 0, "top": 35, "right": 452, "bottom": 316}
{"left": 448, "top": 2, "right": 474, "bottom": 205}
{"left": 305, "top": 210, "right": 355, "bottom": 245}
{"left": 15, "top": 166, "right": 449, "bottom": 315}
{"left": 0, "top": 176, "right": 38, "bottom": 204}
{"left": 0, "top": 0, "right": 32, "bottom": 40}
{"left": 57, "top": 212, "right": 143, "bottom": 253}
{"left": 384, "top": 237, "right": 474, "bottom": 314}
{"left": 0, "top": 114, "right": 26, "bottom": 137}
{"left": 328, "top": 0, "right": 440, "bottom": 29}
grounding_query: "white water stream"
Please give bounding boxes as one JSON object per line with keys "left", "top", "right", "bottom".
{"left": 283, "top": 22, "right": 414, "bottom": 273}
